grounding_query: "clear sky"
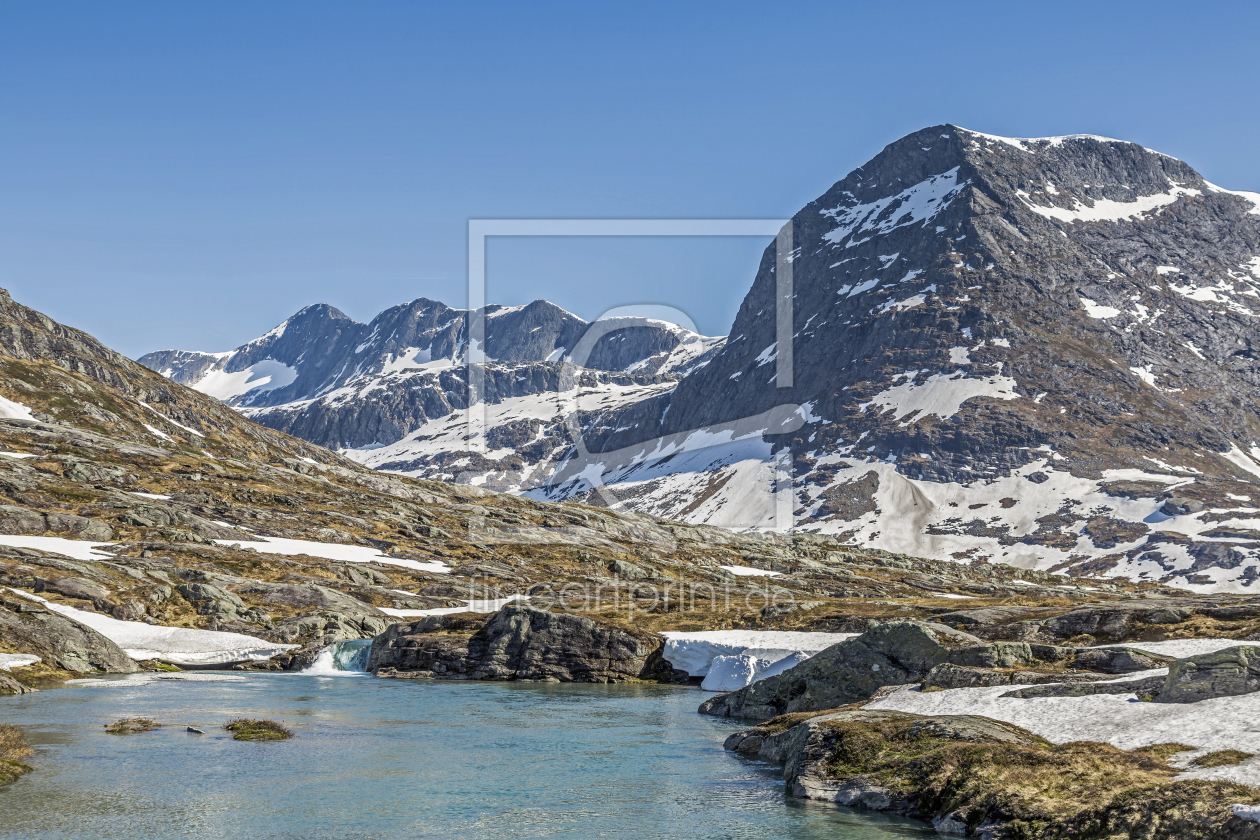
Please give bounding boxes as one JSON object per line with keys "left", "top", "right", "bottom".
{"left": 3, "top": 1, "right": 1259, "bottom": 357}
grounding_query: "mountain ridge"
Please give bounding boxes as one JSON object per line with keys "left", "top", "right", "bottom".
{"left": 141, "top": 125, "right": 1260, "bottom": 593}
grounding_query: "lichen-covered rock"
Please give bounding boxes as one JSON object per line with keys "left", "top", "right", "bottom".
{"left": 368, "top": 604, "right": 687, "bottom": 683}
{"left": 1070, "top": 646, "right": 1175, "bottom": 674}
{"left": 1158, "top": 645, "right": 1260, "bottom": 704}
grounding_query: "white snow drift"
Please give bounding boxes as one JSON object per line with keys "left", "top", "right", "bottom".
{"left": 662, "top": 630, "right": 856, "bottom": 691}
{"left": 7, "top": 589, "right": 295, "bottom": 666}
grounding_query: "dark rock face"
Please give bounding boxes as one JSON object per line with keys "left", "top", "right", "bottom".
{"left": 699, "top": 621, "right": 1176, "bottom": 720}
{"left": 0, "top": 595, "right": 138, "bottom": 674}
{"left": 368, "top": 604, "right": 687, "bottom": 683}
{"left": 1158, "top": 645, "right": 1260, "bottom": 703}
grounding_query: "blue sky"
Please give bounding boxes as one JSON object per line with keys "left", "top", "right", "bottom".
{"left": 2, "top": 1, "right": 1259, "bottom": 357}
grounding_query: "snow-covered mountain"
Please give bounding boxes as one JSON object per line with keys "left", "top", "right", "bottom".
{"left": 139, "top": 297, "right": 724, "bottom": 476}
{"left": 143, "top": 125, "right": 1260, "bottom": 593}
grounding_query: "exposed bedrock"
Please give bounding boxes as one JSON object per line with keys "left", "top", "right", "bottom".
{"left": 368, "top": 604, "right": 689, "bottom": 683}
{"left": 0, "top": 594, "right": 138, "bottom": 674}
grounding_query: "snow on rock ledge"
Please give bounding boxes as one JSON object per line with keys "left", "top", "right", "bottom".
{"left": 662, "top": 630, "right": 856, "bottom": 691}
{"left": 0, "top": 653, "right": 40, "bottom": 671}
{"left": 8, "top": 589, "right": 296, "bottom": 666}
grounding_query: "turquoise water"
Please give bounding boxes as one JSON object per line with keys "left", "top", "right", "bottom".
{"left": 0, "top": 674, "right": 930, "bottom": 839}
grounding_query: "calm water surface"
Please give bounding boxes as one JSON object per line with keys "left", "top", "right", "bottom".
{"left": 0, "top": 673, "right": 930, "bottom": 839}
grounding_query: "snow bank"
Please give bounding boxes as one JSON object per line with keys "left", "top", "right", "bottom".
{"left": 662, "top": 630, "right": 856, "bottom": 691}
{"left": 213, "top": 536, "right": 451, "bottom": 574}
{"left": 866, "top": 681, "right": 1260, "bottom": 785}
{"left": 1097, "top": 638, "right": 1244, "bottom": 659}
{"left": 379, "top": 594, "right": 528, "bottom": 618}
{"left": 8, "top": 589, "right": 296, "bottom": 666}
{"left": 719, "top": 565, "right": 782, "bottom": 578}
{"left": 194, "top": 359, "right": 298, "bottom": 402}
{"left": 0, "top": 396, "right": 36, "bottom": 421}
{"left": 1233, "top": 805, "right": 1260, "bottom": 824}
{"left": 0, "top": 653, "right": 40, "bottom": 671}
{"left": 0, "top": 534, "right": 115, "bottom": 561}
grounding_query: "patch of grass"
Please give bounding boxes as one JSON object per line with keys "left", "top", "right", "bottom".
{"left": 224, "top": 718, "right": 292, "bottom": 741}
{"left": 138, "top": 660, "right": 182, "bottom": 673}
{"left": 1193, "top": 749, "right": 1253, "bottom": 768}
{"left": 1129, "top": 742, "right": 1194, "bottom": 762}
{"left": 0, "top": 724, "right": 32, "bottom": 762}
{"left": 759, "top": 710, "right": 836, "bottom": 735}
{"left": 0, "top": 724, "right": 34, "bottom": 786}
{"left": 105, "top": 717, "right": 161, "bottom": 734}
{"left": 3, "top": 661, "right": 75, "bottom": 690}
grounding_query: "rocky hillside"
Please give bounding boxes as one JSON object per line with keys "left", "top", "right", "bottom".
{"left": 5, "top": 283, "right": 1187, "bottom": 685}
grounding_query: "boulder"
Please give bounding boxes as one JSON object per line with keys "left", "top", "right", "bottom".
{"left": 234, "top": 582, "right": 380, "bottom": 615}
{"left": 0, "top": 505, "right": 48, "bottom": 534}
{"left": 40, "top": 576, "right": 110, "bottom": 605}
{"left": 1070, "top": 646, "right": 1175, "bottom": 674}
{"left": 1003, "top": 675, "right": 1166, "bottom": 699}
{"left": 0, "top": 505, "right": 113, "bottom": 541}
{"left": 699, "top": 621, "right": 992, "bottom": 720}
{"left": 1158, "top": 646, "right": 1260, "bottom": 704}
{"left": 43, "top": 513, "right": 114, "bottom": 541}
{"left": 0, "top": 671, "right": 36, "bottom": 695}
{"left": 922, "top": 663, "right": 1019, "bottom": 689}
{"left": 368, "top": 604, "right": 687, "bottom": 683}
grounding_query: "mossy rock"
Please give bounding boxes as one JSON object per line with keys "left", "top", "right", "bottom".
{"left": 105, "top": 717, "right": 160, "bottom": 735}
{"left": 225, "top": 718, "right": 292, "bottom": 741}
{"left": 1194, "top": 749, "right": 1254, "bottom": 768}
{"left": 0, "top": 724, "right": 33, "bottom": 786}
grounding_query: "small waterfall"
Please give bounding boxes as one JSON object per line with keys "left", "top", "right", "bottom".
{"left": 302, "top": 639, "right": 372, "bottom": 675}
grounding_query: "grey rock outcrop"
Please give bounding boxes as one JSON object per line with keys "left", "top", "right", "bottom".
{"left": 1157, "top": 645, "right": 1260, "bottom": 704}
{"left": 0, "top": 595, "right": 138, "bottom": 673}
{"left": 368, "top": 604, "right": 687, "bottom": 683}
{"left": 1003, "top": 675, "right": 1166, "bottom": 699}
{"left": 0, "top": 671, "right": 35, "bottom": 695}
{"left": 0, "top": 504, "right": 114, "bottom": 541}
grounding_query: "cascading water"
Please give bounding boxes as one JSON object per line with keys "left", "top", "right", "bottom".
{"left": 302, "top": 639, "right": 372, "bottom": 675}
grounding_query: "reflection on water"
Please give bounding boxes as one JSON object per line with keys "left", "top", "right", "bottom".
{"left": 0, "top": 674, "right": 931, "bottom": 839}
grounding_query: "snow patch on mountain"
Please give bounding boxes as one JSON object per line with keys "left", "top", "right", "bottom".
{"left": 859, "top": 370, "right": 1020, "bottom": 425}
{"left": 820, "top": 167, "right": 969, "bottom": 249}
{"left": 195, "top": 359, "right": 298, "bottom": 402}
